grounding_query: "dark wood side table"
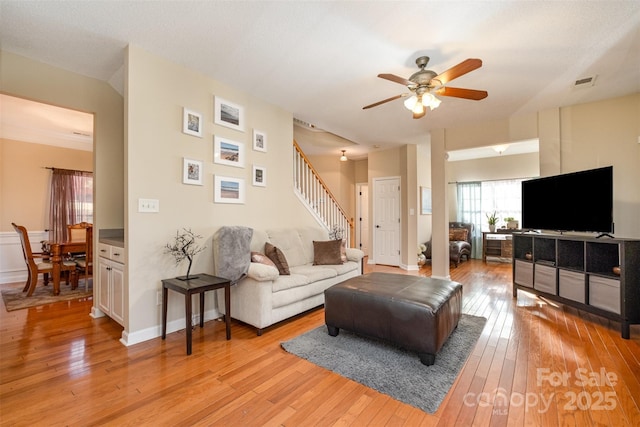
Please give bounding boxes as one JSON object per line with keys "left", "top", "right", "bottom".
{"left": 161, "top": 273, "right": 231, "bottom": 355}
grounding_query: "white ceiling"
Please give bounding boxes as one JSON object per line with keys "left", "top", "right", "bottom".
{"left": 1, "top": 1, "right": 639, "bottom": 159}
{"left": 0, "top": 94, "right": 94, "bottom": 151}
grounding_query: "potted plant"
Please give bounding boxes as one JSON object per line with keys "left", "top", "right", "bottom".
{"left": 486, "top": 211, "right": 499, "bottom": 232}
{"left": 504, "top": 217, "right": 519, "bottom": 229}
{"left": 165, "top": 228, "right": 206, "bottom": 280}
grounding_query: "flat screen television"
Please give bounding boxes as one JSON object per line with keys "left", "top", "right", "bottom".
{"left": 521, "top": 166, "right": 613, "bottom": 234}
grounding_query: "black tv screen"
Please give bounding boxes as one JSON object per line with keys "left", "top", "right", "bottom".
{"left": 521, "top": 166, "right": 613, "bottom": 233}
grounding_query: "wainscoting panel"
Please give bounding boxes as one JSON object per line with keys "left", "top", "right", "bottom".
{"left": 0, "top": 230, "right": 48, "bottom": 284}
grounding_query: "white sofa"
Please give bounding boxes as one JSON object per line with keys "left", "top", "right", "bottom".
{"left": 215, "top": 227, "right": 364, "bottom": 335}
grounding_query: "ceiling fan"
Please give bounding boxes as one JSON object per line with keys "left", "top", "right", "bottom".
{"left": 363, "top": 56, "right": 488, "bottom": 119}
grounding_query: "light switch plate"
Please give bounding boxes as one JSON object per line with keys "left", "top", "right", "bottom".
{"left": 138, "top": 198, "right": 159, "bottom": 213}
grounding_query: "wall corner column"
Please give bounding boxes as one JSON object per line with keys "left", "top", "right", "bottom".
{"left": 430, "top": 129, "right": 450, "bottom": 279}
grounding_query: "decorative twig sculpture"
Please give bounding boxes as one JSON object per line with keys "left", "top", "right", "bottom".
{"left": 165, "top": 228, "right": 206, "bottom": 280}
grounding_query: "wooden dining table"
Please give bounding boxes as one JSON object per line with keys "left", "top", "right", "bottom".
{"left": 42, "top": 239, "right": 86, "bottom": 295}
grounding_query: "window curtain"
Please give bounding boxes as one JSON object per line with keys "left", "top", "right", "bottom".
{"left": 456, "top": 182, "right": 482, "bottom": 259}
{"left": 49, "top": 168, "right": 93, "bottom": 242}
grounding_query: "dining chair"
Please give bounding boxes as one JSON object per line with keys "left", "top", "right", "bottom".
{"left": 67, "top": 222, "right": 92, "bottom": 259}
{"left": 12, "top": 223, "right": 77, "bottom": 296}
{"left": 72, "top": 225, "right": 93, "bottom": 291}
{"left": 67, "top": 222, "right": 92, "bottom": 241}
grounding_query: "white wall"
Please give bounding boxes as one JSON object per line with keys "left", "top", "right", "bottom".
{"left": 447, "top": 152, "right": 540, "bottom": 220}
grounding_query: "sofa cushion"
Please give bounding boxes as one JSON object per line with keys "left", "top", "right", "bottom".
{"left": 296, "top": 227, "right": 331, "bottom": 264}
{"left": 319, "top": 260, "right": 360, "bottom": 276}
{"left": 265, "top": 242, "right": 290, "bottom": 275}
{"left": 246, "top": 262, "right": 280, "bottom": 282}
{"left": 289, "top": 265, "right": 338, "bottom": 282}
{"left": 449, "top": 228, "right": 468, "bottom": 242}
{"left": 271, "top": 273, "right": 310, "bottom": 293}
{"left": 266, "top": 229, "right": 307, "bottom": 267}
{"left": 313, "top": 240, "right": 344, "bottom": 265}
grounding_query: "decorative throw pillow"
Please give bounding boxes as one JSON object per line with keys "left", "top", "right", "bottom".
{"left": 265, "top": 242, "right": 290, "bottom": 275}
{"left": 251, "top": 251, "right": 277, "bottom": 268}
{"left": 313, "top": 240, "right": 344, "bottom": 265}
{"left": 449, "top": 228, "right": 469, "bottom": 242}
{"left": 340, "top": 239, "right": 347, "bottom": 263}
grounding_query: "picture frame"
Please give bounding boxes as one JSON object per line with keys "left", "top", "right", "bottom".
{"left": 420, "top": 187, "right": 432, "bottom": 215}
{"left": 214, "top": 96, "right": 244, "bottom": 132}
{"left": 182, "top": 108, "right": 203, "bottom": 137}
{"left": 252, "top": 129, "right": 267, "bottom": 152}
{"left": 182, "top": 158, "right": 203, "bottom": 185}
{"left": 214, "top": 136, "right": 245, "bottom": 168}
{"left": 214, "top": 175, "right": 245, "bottom": 204}
{"left": 252, "top": 165, "right": 266, "bottom": 187}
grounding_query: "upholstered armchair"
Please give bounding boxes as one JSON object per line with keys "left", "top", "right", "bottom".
{"left": 421, "top": 222, "right": 474, "bottom": 267}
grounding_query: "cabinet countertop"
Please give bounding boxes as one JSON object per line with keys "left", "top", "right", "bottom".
{"left": 99, "top": 237, "right": 124, "bottom": 248}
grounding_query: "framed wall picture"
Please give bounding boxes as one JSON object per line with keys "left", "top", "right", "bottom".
{"left": 421, "top": 187, "right": 432, "bottom": 215}
{"left": 214, "top": 136, "right": 245, "bottom": 168}
{"left": 182, "top": 108, "right": 203, "bottom": 137}
{"left": 252, "top": 165, "right": 266, "bottom": 187}
{"left": 252, "top": 129, "right": 267, "bottom": 152}
{"left": 214, "top": 96, "right": 244, "bottom": 132}
{"left": 183, "top": 158, "right": 203, "bottom": 185}
{"left": 214, "top": 175, "right": 245, "bottom": 204}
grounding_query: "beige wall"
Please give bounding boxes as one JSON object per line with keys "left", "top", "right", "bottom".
{"left": 305, "top": 154, "right": 356, "bottom": 221}
{"left": 416, "top": 143, "right": 432, "bottom": 247}
{"left": 0, "top": 138, "right": 93, "bottom": 231}
{"left": 0, "top": 51, "right": 125, "bottom": 234}
{"left": 557, "top": 94, "right": 640, "bottom": 238}
{"left": 354, "top": 159, "right": 368, "bottom": 183}
{"left": 125, "top": 46, "right": 318, "bottom": 338}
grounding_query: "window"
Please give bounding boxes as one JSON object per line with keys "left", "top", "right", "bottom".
{"left": 480, "top": 179, "right": 523, "bottom": 227}
{"left": 457, "top": 179, "right": 523, "bottom": 258}
{"left": 49, "top": 168, "right": 93, "bottom": 241}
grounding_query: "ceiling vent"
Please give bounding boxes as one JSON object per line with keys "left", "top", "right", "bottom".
{"left": 574, "top": 75, "right": 597, "bottom": 88}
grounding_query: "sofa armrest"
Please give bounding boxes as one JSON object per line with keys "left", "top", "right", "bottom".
{"left": 246, "top": 262, "right": 279, "bottom": 282}
{"left": 345, "top": 247, "right": 364, "bottom": 262}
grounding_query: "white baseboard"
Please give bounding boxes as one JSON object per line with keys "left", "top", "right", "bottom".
{"left": 120, "top": 307, "right": 222, "bottom": 347}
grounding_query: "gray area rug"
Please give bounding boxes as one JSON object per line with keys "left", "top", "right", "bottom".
{"left": 281, "top": 314, "right": 486, "bottom": 413}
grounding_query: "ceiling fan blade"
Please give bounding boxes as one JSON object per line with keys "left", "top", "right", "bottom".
{"left": 431, "top": 58, "right": 482, "bottom": 86}
{"left": 378, "top": 73, "right": 415, "bottom": 86}
{"left": 435, "top": 86, "right": 488, "bottom": 100}
{"left": 362, "top": 94, "right": 406, "bottom": 110}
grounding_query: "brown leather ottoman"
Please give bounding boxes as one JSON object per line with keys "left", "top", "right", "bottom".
{"left": 324, "top": 272, "right": 462, "bottom": 365}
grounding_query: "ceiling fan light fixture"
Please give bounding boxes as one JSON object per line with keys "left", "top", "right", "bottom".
{"left": 403, "top": 95, "right": 418, "bottom": 111}
{"left": 422, "top": 93, "right": 441, "bottom": 110}
{"left": 340, "top": 150, "right": 348, "bottom": 161}
{"left": 412, "top": 101, "right": 425, "bottom": 115}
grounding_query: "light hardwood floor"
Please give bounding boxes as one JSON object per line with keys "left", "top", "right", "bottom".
{"left": 1, "top": 260, "right": 639, "bottom": 426}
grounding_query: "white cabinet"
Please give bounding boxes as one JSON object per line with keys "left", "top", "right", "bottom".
{"left": 97, "top": 243, "right": 125, "bottom": 326}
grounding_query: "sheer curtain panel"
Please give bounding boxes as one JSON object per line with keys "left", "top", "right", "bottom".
{"left": 456, "top": 182, "right": 482, "bottom": 259}
{"left": 49, "top": 168, "right": 93, "bottom": 242}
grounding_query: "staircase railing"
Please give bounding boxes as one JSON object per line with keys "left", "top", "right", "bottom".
{"left": 293, "top": 140, "right": 354, "bottom": 246}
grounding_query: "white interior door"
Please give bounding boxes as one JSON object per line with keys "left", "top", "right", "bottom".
{"left": 356, "top": 183, "right": 369, "bottom": 256}
{"left": 373, "top": 177, "right": 400, "bottom": 266}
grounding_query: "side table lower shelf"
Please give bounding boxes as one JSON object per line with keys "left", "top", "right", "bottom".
{"left": 161, "top": 273, "right": 231, "bottom": 355}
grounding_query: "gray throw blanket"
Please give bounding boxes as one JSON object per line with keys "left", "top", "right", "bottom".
{"left": 213, "top": 226, "right": 253, "bottom": 284}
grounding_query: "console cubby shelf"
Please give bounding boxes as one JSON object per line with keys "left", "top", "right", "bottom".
{"left": 512, "top": 233, "right": 640, "bottom": 339}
